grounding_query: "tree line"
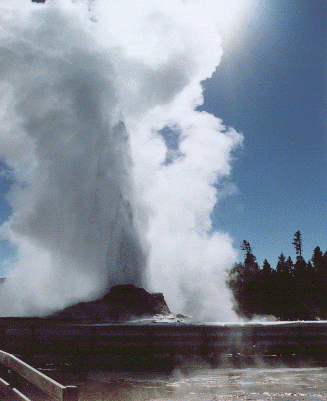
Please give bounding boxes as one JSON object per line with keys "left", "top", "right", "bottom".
{"left": 227, "top": 231, "right": 327, "bottom": 320}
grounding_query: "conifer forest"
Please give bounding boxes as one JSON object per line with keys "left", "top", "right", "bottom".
{"left": 227, "top": 231, "right": 327, "bottom": 320}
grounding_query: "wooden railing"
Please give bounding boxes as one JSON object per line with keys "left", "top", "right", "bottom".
{"left": 0, "top": 350, "right": 78, "bottom": 401}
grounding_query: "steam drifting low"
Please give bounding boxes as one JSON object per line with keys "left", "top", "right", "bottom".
{"left": 0, "top": 0, "right": 247, "bottom": 320}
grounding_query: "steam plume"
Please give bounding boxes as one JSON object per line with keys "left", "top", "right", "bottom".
{"left": 0, "top": 0, "right": 247, "bottom": 320}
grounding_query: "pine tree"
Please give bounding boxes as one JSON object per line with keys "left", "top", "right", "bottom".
{"left": 241, "top": 240, "right": 259, "bottom": 273}
{"left": 292, "top": 230, "right": 303, "bottom": 258}
{"left": 312, "top": 246, "right": 323, "bottom": 271}
{"left": 227, "top": 241, "right": 260, "bottom": 318}
{"left": 262, "top": 259, "right": 272, "bottom": 275}
{"left": 227, "top": 235, "right": 327, "bottom": 321}
{"left": 275, "top": 253, "right": 294, "bottom": 320}
{"left": 312, "top": 247, "right": 327, "bottom": 318}
{"left": 286, "top": 256, "right": 294, "bottom": 275}
{"left": 276, "top": 253, "right": 287, "bottom": 275}
{"left": 260, "top": 259, "right": 274, "bottom": 316}
{"left": 227, "top": 262, "right": 248, "bottom": 317}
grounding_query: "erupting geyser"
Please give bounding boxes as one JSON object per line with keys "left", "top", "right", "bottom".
{"left": 0, "top": 0, "right": 251, "bottom": 321}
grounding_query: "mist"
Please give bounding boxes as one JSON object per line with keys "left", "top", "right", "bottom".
{"left": 0, "top": 0, "right": 250, "bottom": 320}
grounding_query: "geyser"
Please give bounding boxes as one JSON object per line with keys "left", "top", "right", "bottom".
{"left": 0, "top": 0, "right": 250, "bottom": 321}
{"left": 0, "top": 4, "right": 146, "bottom": 315}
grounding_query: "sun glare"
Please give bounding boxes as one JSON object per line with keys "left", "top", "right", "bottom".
{"left": 216, "top": 0, "right": 260, "bottom": 51}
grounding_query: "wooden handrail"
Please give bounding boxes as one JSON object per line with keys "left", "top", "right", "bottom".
{"left": 0, "top": 350, "right": 78, "bottom": 401}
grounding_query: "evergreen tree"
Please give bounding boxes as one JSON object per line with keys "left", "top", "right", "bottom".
{"left": 226, "top": 235, "right": 327, "bottom": 321}
{"left": 286, "top": 256, "right": 294, "bottom": 275}
{"left": 312, "top": 246, "right": 324, "bottom": 271}
{"left": 292, "top": 251, "right": 315, "bottom": 319}
{"left": 323, "top": 251, "right": 327, "bottom": 267}
{"left": 284, "top": 256, "right": 297, "bottom": 319}
{"left": 262, "top": 259, "right": 272, "bottom": 275}
{"left": 305, "top": 260, "right": 317, "bottom": 318}
{"left": 276, "top": 253, "right": 287, "bottom": 275}
{"left": 292, "top": 230, "right": 303, "bottom": 258}
{"left": 227, "top": 262, "right": 248, "bottom": 317}
{"left": 312, "top": 247, "right": 327, "bottom": 318}
{"left": 227, "top": 241, "right": 260, "bottom": 319}
{"left": 259, "top": 259, "right": 274, "bottom": 316}
{"left": 241, "top": 240, "right": 252, "bottom": 253}
{"left": 275, "top": 253, "right": 294, "bottom": 319}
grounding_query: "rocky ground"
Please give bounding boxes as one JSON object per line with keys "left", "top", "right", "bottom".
{"left": 50, "top": 284, "right": 189, "bottom": 323}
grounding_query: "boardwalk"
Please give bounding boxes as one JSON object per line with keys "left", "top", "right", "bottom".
{"left": 0, "top": 350, "right": 78, "bottom": 401}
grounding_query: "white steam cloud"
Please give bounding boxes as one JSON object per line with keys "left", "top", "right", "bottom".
{"left": 0, "top": 0, "right": 250, "bottom": 320}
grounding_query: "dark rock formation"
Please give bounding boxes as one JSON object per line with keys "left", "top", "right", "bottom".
{"left": 51, "top": 284, "right": 171, "bottom": 323}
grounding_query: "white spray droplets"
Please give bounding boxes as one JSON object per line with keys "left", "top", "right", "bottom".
{"left": 0, "top": 0, "right": 250, "bottom": 320}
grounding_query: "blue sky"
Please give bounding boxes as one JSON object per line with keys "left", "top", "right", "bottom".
{"left": 0, "top": 161, "right": 15, "bottom": 269}
{"left": 0, "top": 0, "right": 326, "bottom": 276}
{"left": 199, "top": 0, "right": 326, "bottom": 267}
{"left": 0, "top": 161, "right": 13, "bottom": 226}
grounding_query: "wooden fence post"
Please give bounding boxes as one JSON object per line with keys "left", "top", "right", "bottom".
{"left": 0, "top": 326, "right": 6, "bottom": 350}
{"left": 63, "top": 385, "right": 79, "bottom": 401}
